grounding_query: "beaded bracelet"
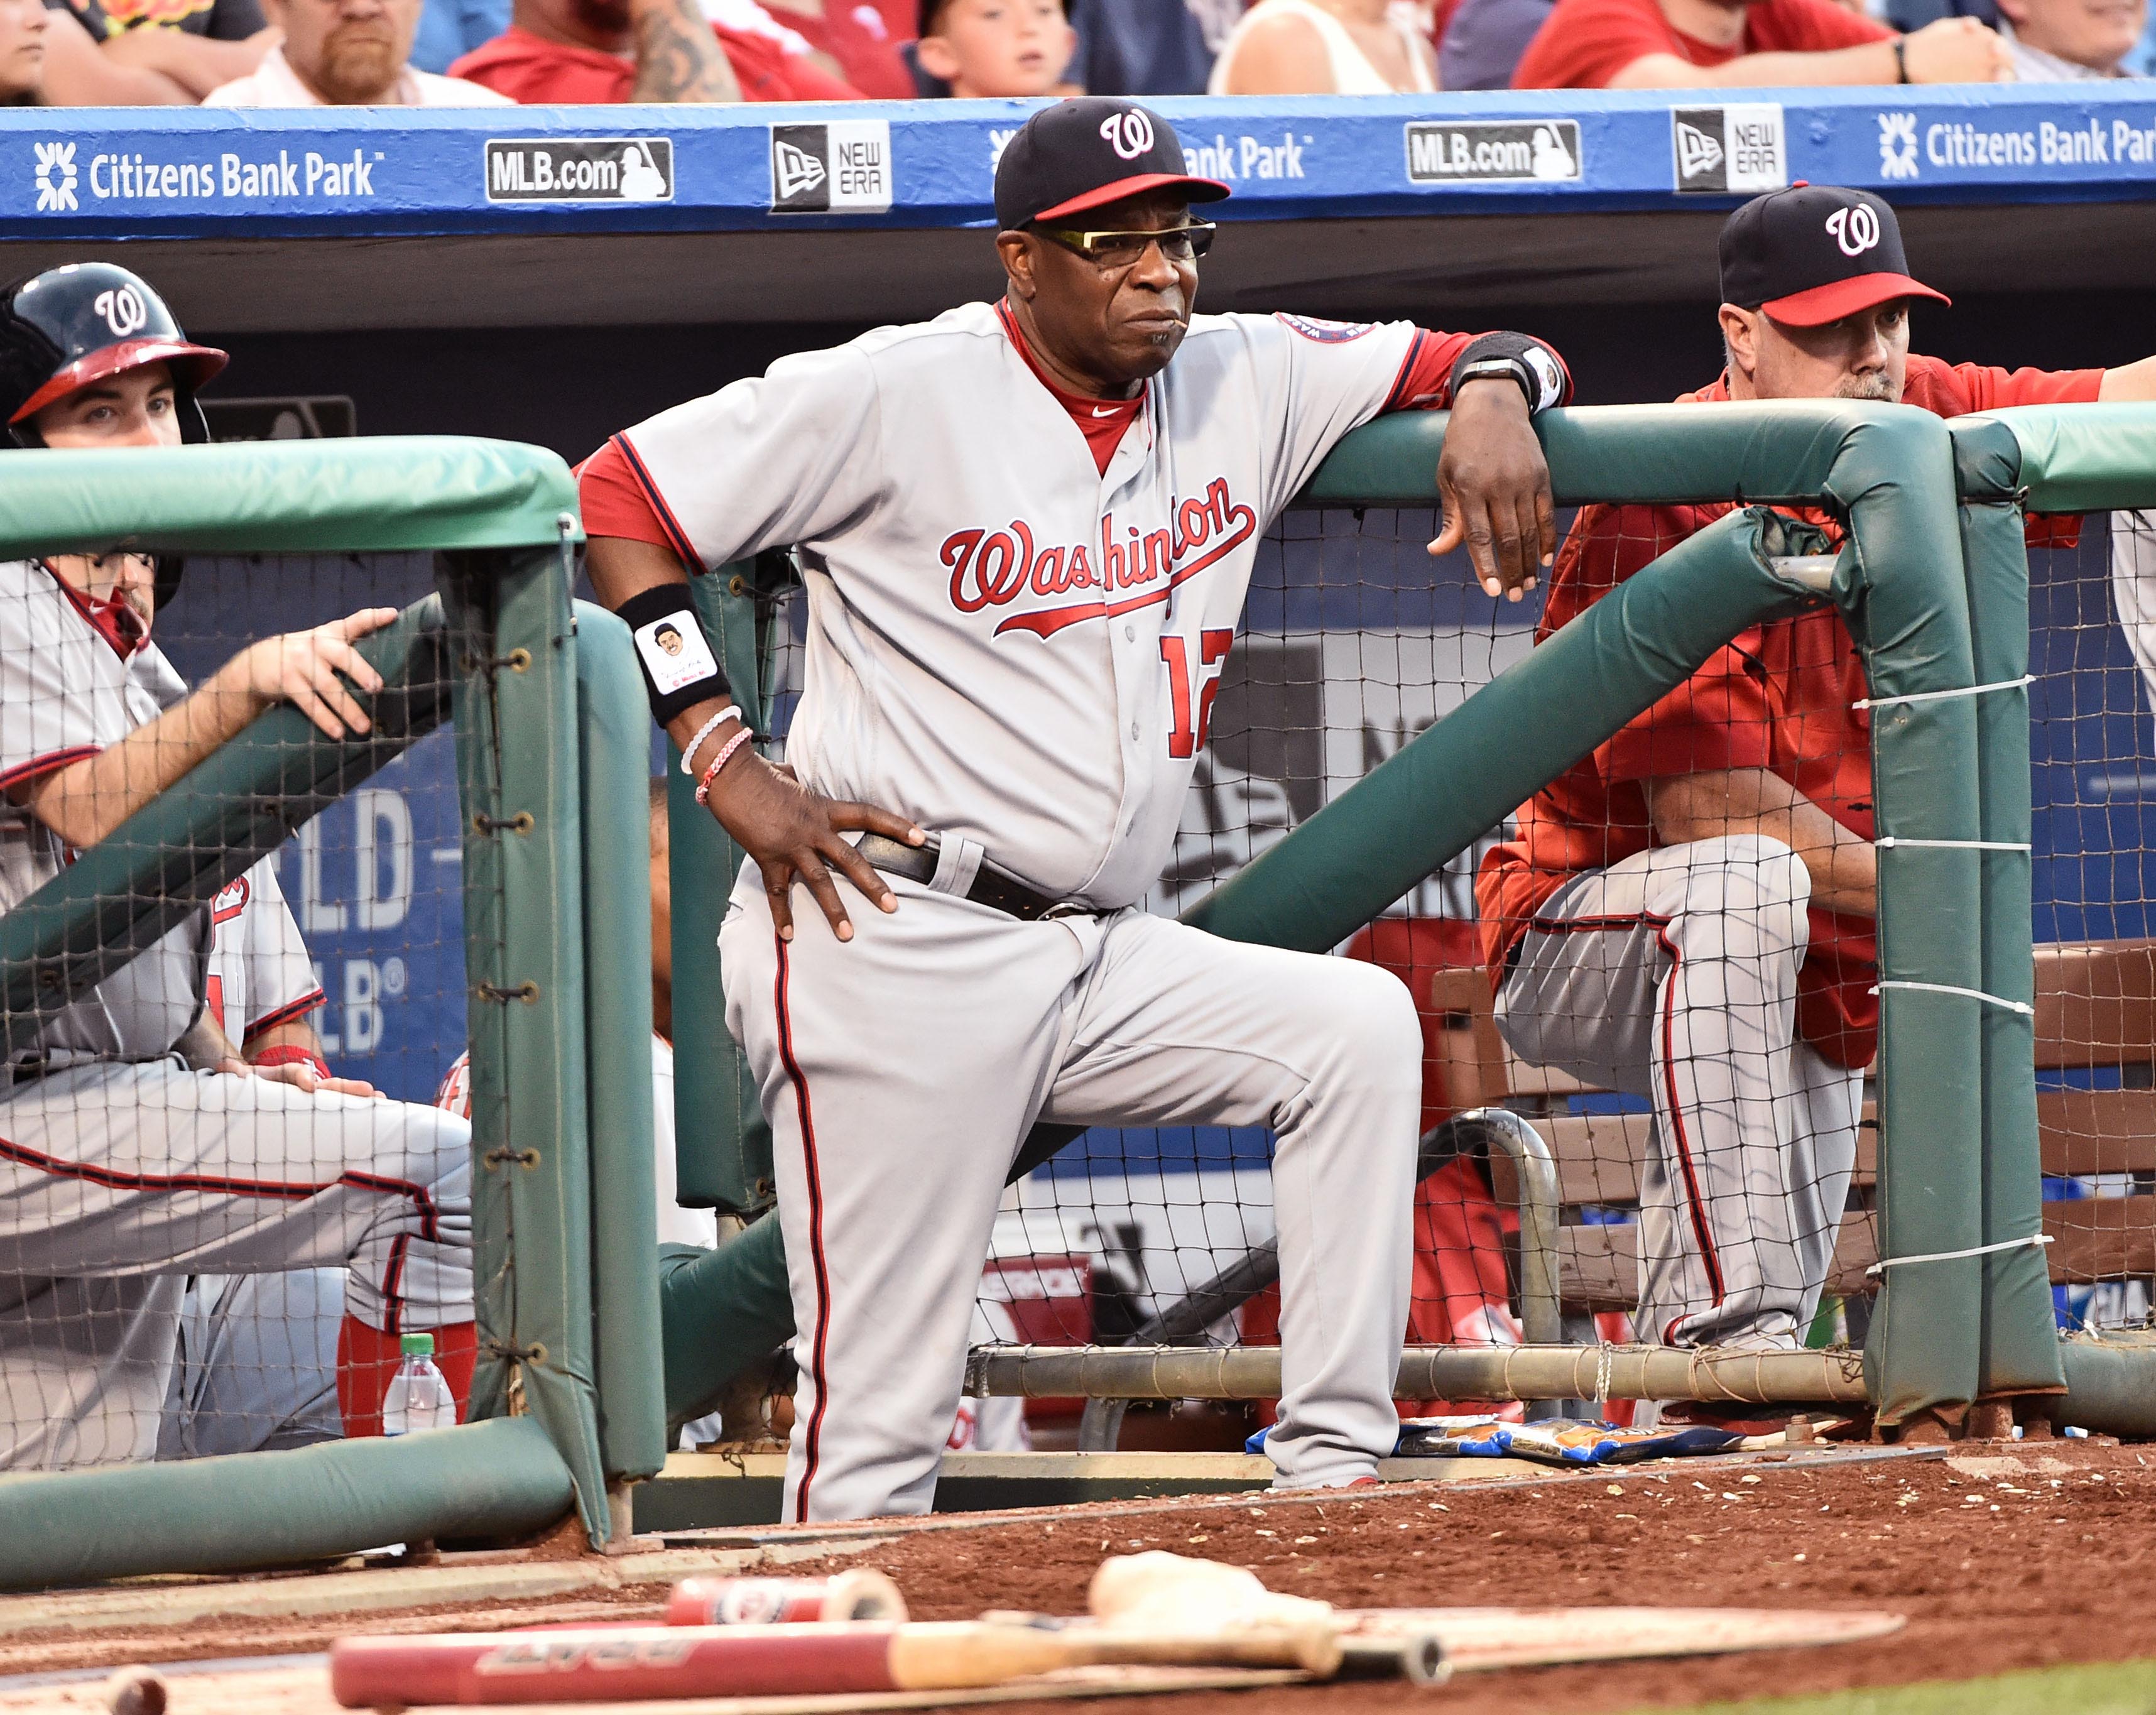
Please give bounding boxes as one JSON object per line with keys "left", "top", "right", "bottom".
{"left": 678, "top": 706, "right": 743, "bottom": 776}
{"left": 694, "top": 726, "right": 756, "bottom": 805}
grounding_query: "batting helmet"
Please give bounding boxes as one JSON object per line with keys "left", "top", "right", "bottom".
{"left": 0, "top": 264, "right": 227, "bottom": 615}
{"left": 0, "top": 263, "right": 226, "bottom": 447}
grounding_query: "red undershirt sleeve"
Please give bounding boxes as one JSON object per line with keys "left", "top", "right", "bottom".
{"left": 575, "top": 439, "right": 673, "bottom": 547}
{"left": 1382, "top": 329, "right": 1475, "bottom": 413}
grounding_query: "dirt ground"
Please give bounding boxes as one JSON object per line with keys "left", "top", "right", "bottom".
{"left": 5, "top": 1439, "right": 2153, "bottom": 1712}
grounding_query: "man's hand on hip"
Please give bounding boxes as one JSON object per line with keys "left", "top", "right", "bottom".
{"left": 1430, "top": 378, "right": 1557, "bottom": 602}
{"left": 705, "top": 751, "right": 925, "bottom": 943}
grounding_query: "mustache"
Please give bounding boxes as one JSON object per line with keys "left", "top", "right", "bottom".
{"left": 1833, "top": 372, "right": 1897, "bottom": 402}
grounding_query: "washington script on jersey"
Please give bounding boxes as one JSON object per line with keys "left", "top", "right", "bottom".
{"left": 942, "top": 479, "right": 1258, "bottom": 640}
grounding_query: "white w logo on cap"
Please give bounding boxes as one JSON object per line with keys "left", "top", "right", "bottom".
{"left": 1825, "top": 203, "right": 1880, "bottom": 259}
{"left": 1099, "top": 109, "right": 1154, "bottom": 161}
{"left": 93, "top": 286, "right": 148, "bottom": 338}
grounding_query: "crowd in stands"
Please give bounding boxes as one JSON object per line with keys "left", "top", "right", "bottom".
{"left": 0, "top": 0, "right": 2146, "bottom": 109}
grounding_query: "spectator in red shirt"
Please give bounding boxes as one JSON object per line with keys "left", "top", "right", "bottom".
{"left": 1474, "top": 187, "right": 2156, "bottom": 1420}
{"left": 449, "top": 0, "right": 861, "bottom": 99}
{"left": 758, "top": 0, "right": 913, "bottom": 94}
{"left": 1510, "top": 0, "right": 2010, "bottom": 85}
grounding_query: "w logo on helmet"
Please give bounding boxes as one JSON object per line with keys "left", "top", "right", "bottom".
{"left": 94, "top": 286, "right": 150, "bottom": 338}
{"left": 1099, "top": 109, "right": 1155, "bottom": 161}
{"left": 1825, "top": 203, "right": 1881, "bottom": 259}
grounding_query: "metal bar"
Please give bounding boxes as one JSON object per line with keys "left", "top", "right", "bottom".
{"left": 1456, "top": 1109, "right": 1564, "bottom": 1418}
{"left": 1074, "top": 1119, "right": 1476, "bottom": 1452}
{"left": 972, "top": 1344, "right": 1868, "bottom": 1407}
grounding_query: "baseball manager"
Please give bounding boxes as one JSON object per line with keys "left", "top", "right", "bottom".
{"left": 580, "top": 99, "right": 1571, "bottom": 1522}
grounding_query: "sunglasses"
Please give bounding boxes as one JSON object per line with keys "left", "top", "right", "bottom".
{"left": 1040, "top": 222, "right": 1217, "bottom": 266}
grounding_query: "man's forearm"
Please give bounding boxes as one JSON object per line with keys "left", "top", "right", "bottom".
{"left": 246, "top": 1018, "right": 324, "bottom": 1062}
{"left": 175, "top": 1011, "right": 244, "bottom": 1072}
{"left": 1645, "top": 767, "right": 1877, "bottom": 917}
{"left": 586, "top": 534, "right": 741, "bottom": 761}
{"left": 102, "top": 24, "right": 268, "bottom": 98}
{"left": 19, "top": 667, "right": 266, "bottom": 851}
{"left": 629, "top": 0, "right": 740, "bottom": 102}
{"left": 1609, "top": 41, "right": 1897, "bottom": 87}
{"left": 2101, "top": 359, "right": 2156, "bottom": 403}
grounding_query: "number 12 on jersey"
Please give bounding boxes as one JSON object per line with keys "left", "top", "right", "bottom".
{"left": 1160, "top": 629, "right": 1234, "bottom": 760}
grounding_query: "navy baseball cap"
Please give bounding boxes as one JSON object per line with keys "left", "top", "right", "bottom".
{"left": 994, "top": 98, "right": 1229, "bottom": 231}
{"left": 1719, "top": 183, "right": 1949, "bottom": 328}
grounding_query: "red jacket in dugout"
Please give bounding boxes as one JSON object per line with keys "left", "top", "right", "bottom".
{"left": 1475, "top": 356, "right": 2102, "bottom": 1072}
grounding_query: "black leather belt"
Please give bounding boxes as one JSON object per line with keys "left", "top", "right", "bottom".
{"left": 855, "top": 833, "right": 1088, "bottom": 923}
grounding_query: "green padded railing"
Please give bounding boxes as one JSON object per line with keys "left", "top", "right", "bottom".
{"left": 662, "top": 399, "right": 2037, "bottom": 1435}
{"left": 1951, "top": 402, "right": 2156, "bottom": 1427}
{"left": 0, "top": 437, "right": 580, "bottom": 557}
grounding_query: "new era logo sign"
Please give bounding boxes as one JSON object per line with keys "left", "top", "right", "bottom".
{"left": 1672, "top": 105, "right": 1788, "bottom": 195}
{"left": 773, "top": 137, "right": 825, "bottom": 202}
{"left": 1675, "top": 120, "right": 1723, "bottom": 182}
{"left": 769, "top": 120, "right": 893, "bottom": 214}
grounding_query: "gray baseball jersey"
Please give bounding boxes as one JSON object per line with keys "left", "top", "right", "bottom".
{"left": 611, "top": 302, "right": 1493, "bottom": 1518}
{"left": 0, "top": 557, "right": 205, "bottom": 1065}
{"left": 619, "top": 303, "right": 1434, "bottom": 904}
{"left": 207, "top": 861, "right": 324, "bottom": 1051}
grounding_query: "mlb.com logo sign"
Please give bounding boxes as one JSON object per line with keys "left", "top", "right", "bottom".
{"left": 770, "top": 120, "right": 892, "bottom": 214}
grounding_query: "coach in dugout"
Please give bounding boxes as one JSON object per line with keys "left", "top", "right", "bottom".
{"left": 0, "top": 263, "right": 476, "bottom": 1466}
{"left": 582, "top": 97, "right": 1570, "bottom": 1522}
{"left": 1476, "top": 185, "right": 2156, "bottom": 1430}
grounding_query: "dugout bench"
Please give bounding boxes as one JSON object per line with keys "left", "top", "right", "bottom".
{"left": 1444, "top": 937, "right": 2156, "bottom": 1332}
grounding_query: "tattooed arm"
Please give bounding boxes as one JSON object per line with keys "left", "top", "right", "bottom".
{"left": 628, "top": 0, "right": 741, "bottom": 101}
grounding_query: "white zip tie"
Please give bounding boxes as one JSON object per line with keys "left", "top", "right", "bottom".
{"left": 1593, "top": 1342, "right": 1613, "bottom": 1404}
{"left": 1870, "top": 979, "right": 2035, "bottom": 1015}
{"left": 1852, "top": 674, "right": 2033, "bottom": 712}
{"left": 1875, "top": 837, "right": 2033, "bottom": 852}
{"left": 1866, "top": 1233, "right": 2053, "bottom": 1278}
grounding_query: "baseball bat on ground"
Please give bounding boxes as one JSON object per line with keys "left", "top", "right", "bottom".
{"left": 329, "top": 1617, "right": 1344, "bottom": 1707}
{"left": 665, "top": 1570, "right": 908, "bottom": 1626}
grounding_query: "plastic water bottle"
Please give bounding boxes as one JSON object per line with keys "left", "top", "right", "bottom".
{"left": 381, "top": 1332, "right": 457, "bottom": 1435}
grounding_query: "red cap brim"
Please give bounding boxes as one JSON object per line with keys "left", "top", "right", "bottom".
{"left": 1760, "top": 272, "right": 1951, "bottom": 329}
{"left": 12, "top": 338, "right": 229, "bottom": 425}
{"left": 1032, "top": 172, "right": 1231, "bottom": 225}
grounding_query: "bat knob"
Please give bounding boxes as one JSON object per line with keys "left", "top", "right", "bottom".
{"left": 1335, "top": 1629, "right": 1450, "bottom": 1687}
{"left": 1399, "top": 1630, "right": 1451, "bottom": 1688}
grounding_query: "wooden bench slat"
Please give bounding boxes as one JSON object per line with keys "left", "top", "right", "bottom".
{"left": 1487, "top": 1116, "right": 1878, "bottom": 1207}
{"left": 1555, "top": 1214, "right": 1883, "bottom": 1313}
{"left": 1553, "top": 1199, "right": 2153, "bottom": 1312}
{"left": 2047, "top": 1196, "right": 2156, "bottom": 1282}
{"left": 2039, "top": 1088, "right": 2156, "bottom": 1178}
{"left": 2035, "top": 939, "right": 2156, "bottom": 1069}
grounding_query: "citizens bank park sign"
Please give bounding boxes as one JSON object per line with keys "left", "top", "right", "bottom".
{"left": 6, "top": 89, "right": 2156, "bottom": 236}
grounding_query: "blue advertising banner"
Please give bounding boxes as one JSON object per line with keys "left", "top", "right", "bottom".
{"left": 7, "top": 87, "right": 2156, "bottom": 242}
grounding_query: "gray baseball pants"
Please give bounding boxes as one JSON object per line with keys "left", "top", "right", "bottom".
{"left": 0, "top": 1058, "right": 471, "bottom": 1468}
{"left": 722, "top": 868, "right": 1422, "bottom": 1523}
{"left": 1494, "top": 836, "right": 1863, "bottom": 1351}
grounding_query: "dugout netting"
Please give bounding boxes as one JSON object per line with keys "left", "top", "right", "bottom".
{"left": 660, "top": 400, "right": 2115, "bottom": 1451}
{"left": 0, "top": 437, "right": 663, "bottom": 1591}
{"left": 2028, "top": 506, "right": 2156, "bottom": 1334}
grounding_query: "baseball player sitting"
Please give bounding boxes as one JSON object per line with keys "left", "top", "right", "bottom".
{"left": 0, "top": 263, "right": 476, "bottom": 1466}
{"left": 579, "top": 97, "right": 1571, "bottom": 1522}
{"left": 1476, "top": 186, "right": 2156, "bottom": 1421}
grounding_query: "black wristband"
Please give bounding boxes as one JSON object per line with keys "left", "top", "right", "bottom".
{"left": 1893, "top": 36, "right": 1909, "bottom": 81}
{"left": 618, "top": 585, "right": 731, "bottom": 726}
{"left": 1451, "top": 332, "right": 1571, "bottom": 414}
